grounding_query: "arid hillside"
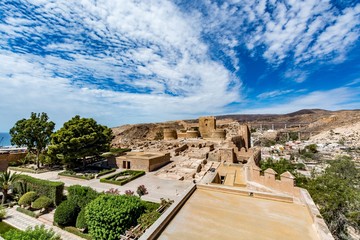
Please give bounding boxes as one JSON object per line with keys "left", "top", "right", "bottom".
{"left": 111, "top": 109, "right": 360, "bottom": 146}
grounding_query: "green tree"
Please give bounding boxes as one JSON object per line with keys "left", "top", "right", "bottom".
{"left": 48, "top": 115, "right": 113, "bottom": 169}
{"left": 85, "top": 194, "right": 145, "bottom": 240}
{"left": 303, "top": 158, "right": 360, "bottom": 239}
{"left": 10, "top": 112, "right": 55, "bottom": 168}
{"left": 3, "top": 225, "right": 60, "bottom": 240}
{"left": 0, "top": 171, "right": 20, "bottom": 205}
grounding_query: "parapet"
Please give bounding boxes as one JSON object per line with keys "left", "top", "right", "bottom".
{"left": 246, "top": 164, "right": 300, "bottom": 197}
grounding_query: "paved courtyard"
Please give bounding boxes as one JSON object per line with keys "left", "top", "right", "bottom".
{"left": 11, "top": 169, "right": 192, "bottom": 202}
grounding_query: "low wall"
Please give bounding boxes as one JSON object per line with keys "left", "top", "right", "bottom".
{"left": 139, "top": 184, "right": 196, "bottom": 240}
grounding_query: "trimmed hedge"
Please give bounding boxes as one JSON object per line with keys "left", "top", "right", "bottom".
{"left": 16, "top": 207, "right": 38, "bottom": 218}
{"left": 64, "top": 227, "right": 92, "bottom": 240}
{"left": 32, "top": 196, "right": 52, "bottom": 210}
{"left": 85, "top": 195, "right": 145, "bottom": 240}
{"left": 54, "top": 200, "right": 80, "bottom": 226}
{"left": 76, "top": 208, "right": 87, "bottom": 229}
{"left": 100, "top": 170, "right": 145, "bottom": 186}
{"left": 58, "top": 171, "right": 94, "bottom": 180}
{"left": 14, "top": 175, "right": 64, "bottom": 206}
{"left": 18, "top": 191, "right": 37, "bottom": 206}
{"left": 67, "top": 185, "right": 100, "bottom": 209}
{"left": 97, "top": 168, "right": 116, "bottom": 178}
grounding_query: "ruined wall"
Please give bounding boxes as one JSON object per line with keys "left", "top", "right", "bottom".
{"left": 163, "top": 129, "right": 177, "bottom": 140}
{"left": 0, "top": 152, "right": 27, "bottom": 171}
{"left": 148, "top": 153, "right": 171, "bottom": 171}
{"left": 199, "top": 116, "right": 216, "bottom": 138}
{"left": 239, "top": 125, "right": 251, "bottom": 149}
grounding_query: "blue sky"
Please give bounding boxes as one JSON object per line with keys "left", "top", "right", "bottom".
{"left": 0, "top": 0, "right": 359, "bottom": 131}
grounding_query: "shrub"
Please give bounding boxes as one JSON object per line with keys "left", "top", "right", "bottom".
{"left": 67, "top": 185, "right": 100, "bottom": 209}
{"left": 32, "top": 196, "right": 52, "bottom": 210}
{"left": 138, "top": 211, "right": 161, "bottom": 229}
{"left": 54, "top": 200, "right": 80, "bottom": 226}
{"left": 0, "top": 205, "right": 6, "bottom": 219}
{"left": 125, "top": 190, "right": 134, "bottom": 196}
{"left": 85, "top": 194, "right": 145, "bottom": 240}
{"left": 18, "top": 191, "right": 37, "bottom": 206}
{"left": 3, "top": 225, "right": 60, "bottom": 240}
{"left": 104, "top": 188, "right": 120, "bottom": 195}
{"left": 76, "top": 208, "right": 87, "bottom": 229}
{"left": 15, "top": 175, "right": 64, "bottom": 206}
{"left": 137, "top": 185, "right": 148, "bottom": 198}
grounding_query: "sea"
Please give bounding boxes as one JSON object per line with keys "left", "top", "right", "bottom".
{"left": 0, "top": 132, "right": 12, "bottom": 147}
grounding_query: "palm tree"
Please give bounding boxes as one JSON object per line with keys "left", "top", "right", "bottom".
{"left": 0, "top": 171, "right": 20, "bottom": 205}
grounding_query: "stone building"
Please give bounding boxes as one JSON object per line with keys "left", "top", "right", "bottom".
{"left": 115, "top": 152, "right": 170, "bottom": 172}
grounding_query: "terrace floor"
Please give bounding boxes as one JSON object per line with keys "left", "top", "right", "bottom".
{"left": 158, "top": 188, "right": 320, "bottom": 240}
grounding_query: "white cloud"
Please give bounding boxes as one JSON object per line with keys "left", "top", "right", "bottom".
{"left": 257, "top": 90, "right": 294, "bottom": 99}
{"left": 198, "top": 1, "right": 360, "bottom": 69}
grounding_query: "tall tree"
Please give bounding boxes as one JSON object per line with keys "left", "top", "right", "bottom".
{"left": 10, "top": 112, "right": 55, "bottom": 168}
{"left": 48, "top": 115, "right": 113, "bottom": 168}
{"left": 0, "top": 171, "right": 20, "bottom": 205}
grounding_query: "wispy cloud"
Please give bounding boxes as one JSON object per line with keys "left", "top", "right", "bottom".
{"left": 242, "top": 87, "right": 360, "bottom": 114}
{"left": 193, "top": 1, "right": 360, "bottom": 79}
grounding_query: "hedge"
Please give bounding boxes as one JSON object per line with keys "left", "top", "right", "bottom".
{"left": 58, "top": 171, "right": 94, "bottom": 180}
{"left": 14, "top": 175, "right": 64, "bottom": 206}
{"left": 76, "top": 208, "right": 87, "bottom": 229}
{"left": 67, "top": 185, "right": 100, "bottom": 209}
{"left": 64, "top": 227, "right": 92, "bottom": 240}
{"left": 96, "top": 168, "right": 116, "bottom": 178}
{"left": 85, "top": 195, "right": 145, "bottom": 240}
{"left": 54, "top": 200, "right": 80, "bottom": 226}
{"left": 16, "top": 207, "right": 38, "bottom": 218}
{"left": 100, "top": 170, "right": 145, "bottom": 186}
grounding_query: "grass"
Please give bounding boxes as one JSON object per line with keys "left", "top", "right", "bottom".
{"left": 100, "top": 170, "right": 145, "bottom": 186}
{"left": 0, "top": 222, "right": 17, "bottom": 236}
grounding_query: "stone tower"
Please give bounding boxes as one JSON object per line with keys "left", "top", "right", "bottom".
{"left": 199, "top": 116, "right": 216, "bottom": 138}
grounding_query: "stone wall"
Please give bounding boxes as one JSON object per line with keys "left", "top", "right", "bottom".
{"left": 0, "top": 152, "right": 27, "bottom": 171}
{"left": 246, "top": 164, "right": 300, "bottom": 197}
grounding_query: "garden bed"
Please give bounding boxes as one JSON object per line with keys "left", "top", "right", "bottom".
{"left": 8, "top": 166, "right": 49, "bottom": 174}
{"left": 58, "top": 168, "right": 116, "bottom": 180}
{"left": 100, "top": 170, "right": 145, "bottom": 186}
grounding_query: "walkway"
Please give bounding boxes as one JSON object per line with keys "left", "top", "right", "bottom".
{"left": 11, "top": 169, "right": 192, "bottom": 203}
{"left": 4, "top": 207, "right": 84, "bottom": 240}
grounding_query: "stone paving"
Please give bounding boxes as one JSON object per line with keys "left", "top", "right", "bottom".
{"left": 11, "top": 169, "right": 192, "bottom": 202}
{"left": 4, "top": 207, "right": 83, "bottom": 240}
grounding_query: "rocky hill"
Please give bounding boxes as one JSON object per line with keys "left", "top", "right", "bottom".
{"left": 111, "top": 109, "right": 360, "bottom": 146}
